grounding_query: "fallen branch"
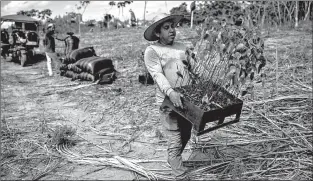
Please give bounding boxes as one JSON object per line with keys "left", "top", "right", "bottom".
{"left": 246, "top": 94, "right": 311, "bottom": 105}
{"left": 32, "top": 160, "right": 61, "bottom": 181}
{"left": 43, "top": 82, "right": 99, "bottom": 96}
{"left": 246, "top": 105, "right": 299, "bottom": 146}
{"left": 242, "top": 166, "right": 308, "bottom": 175}
{"left": 157, "top": 134, "right": 312, "bottom": 149}
{"left": 48, "top": 83, "right": 80, "bottom": 88}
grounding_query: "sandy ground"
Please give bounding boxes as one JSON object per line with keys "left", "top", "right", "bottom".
{"left": 1, "top": 27, "right": 312, "bottom": 180}
{"left": 0, "top": 36, "right": 198, "bottom": 179}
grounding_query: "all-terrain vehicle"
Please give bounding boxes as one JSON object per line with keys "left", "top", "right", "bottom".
{"left": 1, "top": 14, "right": 40, "bottom": 66}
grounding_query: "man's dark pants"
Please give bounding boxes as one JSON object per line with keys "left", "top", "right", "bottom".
{"left": 159, "top": 107, "right": 192, "bottom": 178}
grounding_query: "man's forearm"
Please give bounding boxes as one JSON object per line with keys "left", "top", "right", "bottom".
{"left": 153, "top": 73, "right": 175, "bottom": 97}
{"left": 55, "top": 37, "right": 64, "bottom": 41}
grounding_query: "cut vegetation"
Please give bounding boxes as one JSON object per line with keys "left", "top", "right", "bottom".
{"left": 1, "top": 24, "right": 312, "bottom": 180}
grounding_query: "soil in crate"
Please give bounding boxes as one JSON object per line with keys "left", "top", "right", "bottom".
{"left": 174, "top": 81, "right": 241, "bottom": 111}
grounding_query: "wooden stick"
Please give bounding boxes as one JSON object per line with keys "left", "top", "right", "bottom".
{"left": 243, "top": 166, "right": 307, "bottom": 175}
{"left": 48, "top": 83, "right": 80, "bottom": 88}
{"left": 297, "top": 132, "right": 313, "bottom": 150}
{"left": 275, "top": 45, "right": 278, "bottom": 94}
{"left": 258, "top": 158, "right": 292, "bottom": 176}
{"left": 246, "top": 105, "right": 299, "bottom": 145}
{"left": 173, "top": 134, "right": 312, "bottom": 149}
{"left": 43, "top": 82, "right": 98, "bottom": 96}
{"left": 246, "top": 94, "right": 311, "bottom": 105}
{"left": 291, "top": 78, "right": 312, "bottom": 91}
{"left": 211, "top": 101, "right": 223, "bottom": 109}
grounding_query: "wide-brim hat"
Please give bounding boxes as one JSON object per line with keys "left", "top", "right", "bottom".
{"left": 47, "top": 23, "right": 55, "bottom": 29}
{"left": 144, "top": 14, "right": 183, "bottom": 41}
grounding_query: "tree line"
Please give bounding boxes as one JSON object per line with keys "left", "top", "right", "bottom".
{"left": 170, "top": 1, "right": 312, "bottom": 29}
{"left": 9, "top": 1, "right": 312, "bottom": 34}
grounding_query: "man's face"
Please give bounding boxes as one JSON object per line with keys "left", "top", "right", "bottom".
{"left": 48, "top": 26, "right": 55, "bottom": 33}
{"left": 156, "top": 21, "right": 176, "bottom": 45}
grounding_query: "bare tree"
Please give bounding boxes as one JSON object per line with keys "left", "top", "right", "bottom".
{"left": 190, "top": 1, "right": 196, "bottom": 28}
{"left": 117, "top": 1, "right": 132, "bottom": 17}
{"left": 75, "top": 1, "right": 90, "bottom": 37}
{"left": 282, "top": 1, "right": 295, "bottom": 24}
{"left": 295, "top": 1, "right": 298, "bottom": 28}
{"left": 117, "top": 2, "right": 122, "bottom": 17}
{"left": 106, "top": 1, "right": 117, "bottom": 29}
{"left": 143, "top": 1, "right": 147, "bottom": 26}
{"left": 277, "top": 1, "right": 281, "bottom": 26}
{"left": 109, "top": 1, "right": 115, "bottom": 6}
{"left": 261, "top": 2, "right": 268, "bottom": 28}
{"left": 304, "top": 1, "right": 312, "bottom": 21}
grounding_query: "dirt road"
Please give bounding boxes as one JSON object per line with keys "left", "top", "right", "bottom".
{"left": 0, "top": 46, "right": 182, "bottom": 180}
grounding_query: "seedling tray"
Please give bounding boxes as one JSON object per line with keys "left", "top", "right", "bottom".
{"left": 161, "top": 81, "right": 243, "bottom": 136}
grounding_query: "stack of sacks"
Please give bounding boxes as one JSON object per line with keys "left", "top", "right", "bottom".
{"left": 62, "top": 46, "right": 96, "bottom": 64}
{"left": 60, "top": 47, "right": 117, "bottom": 84}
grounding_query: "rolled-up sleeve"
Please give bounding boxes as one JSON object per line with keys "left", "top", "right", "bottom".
{"left": 144, "top": 47, "right": 174, "bottom": 97}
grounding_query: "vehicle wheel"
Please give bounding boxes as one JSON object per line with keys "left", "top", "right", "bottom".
{"left": 1, "top": 45, "right": 10, "bottom": 60}
{"left": 6, "top": 56, "right": 13, "bottom": 62}
{"left": 32, "top": 49, "right": 36, "bottom": 57}
{"left": 12, "top": 51, "right": 18, "bottom": 62}
{"left": 20, "top": 50, "right": 27, "bottom": 67}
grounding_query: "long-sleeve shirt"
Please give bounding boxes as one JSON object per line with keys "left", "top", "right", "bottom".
{"left": 144, "top": 41, "right": 202, "bottom": 106}
{"left": 43, "top": 32, "right": 55, "bottom": 53}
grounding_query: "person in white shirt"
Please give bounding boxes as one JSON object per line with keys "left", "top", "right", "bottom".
{"left": 144, "top": 14, "right": 202, "bottom": 180}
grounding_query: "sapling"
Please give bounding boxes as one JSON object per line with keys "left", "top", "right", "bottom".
{"left": 173, "top": 7, "right": 267, "bottom": 110}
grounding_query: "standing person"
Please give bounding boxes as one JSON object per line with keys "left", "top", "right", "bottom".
{"left": 43, "top": 23, "right": 59, "bottom": 76}
{"left": 1, "top": 29, "right": 10, "bottom": 58}
{"left": 129, "top": 9, "right": 136, "bottom": 27}
{"left": 143, "top": 14, "right": 203, "bottom": 180}
{"left": 56, "top": 32, "right": 80, "bottom": 56}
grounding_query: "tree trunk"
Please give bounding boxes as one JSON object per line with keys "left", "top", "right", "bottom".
{"left": 295, "top": 1, "right": 298, "bottom": 28}
{"left": 282, "top": 4, "right": 286, "bottom": 24}
{"left": 304, "top": 1, "right": 312, "bottom": 21}
{"left": 272, "top": 1, "right": 279, "bottom": 27}
{"left": 79, "top": 4, "right": 88, "bottom": 37}
{"left": 261, "top": 3, "right": 267, "bottom": 28}
{"left": 282, "top": 1, "right": 291, "bottom": 22}
{"left": 290, "top": 2, "right": 296, "bottom": 22}
{"left": 191, "top": 10, "right": 194, "bottom": 29}
{"left": 78, "top": 14, "right": 81, "bottom": 37}
{"left": 143, "top": 1, "right": 147, "bottom": 26}
{"left": 277, "top": 1, "right": 281, "bottom": 26}
{"left": 256, "top": 5, "right": 261, "bottom": 23}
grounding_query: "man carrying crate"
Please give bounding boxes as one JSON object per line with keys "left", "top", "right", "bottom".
{"left": 143, "top": 14, "right": 203, "bottom": 180}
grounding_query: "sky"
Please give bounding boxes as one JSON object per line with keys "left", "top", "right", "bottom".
{"left": 1, "top": 1, "right": 193, "bottom": 22}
